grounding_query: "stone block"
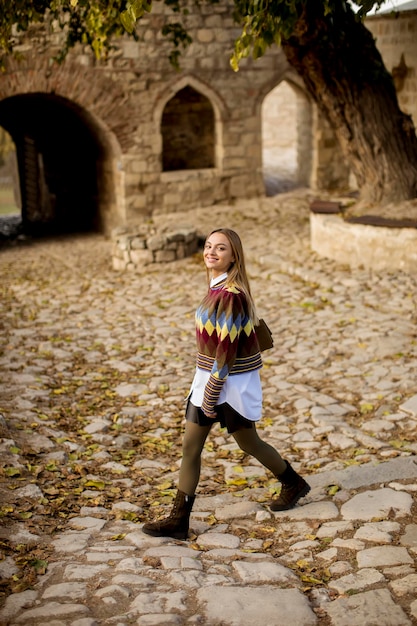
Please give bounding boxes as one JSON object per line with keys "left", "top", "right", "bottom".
{"left": 199, "top": 57, "right": 217, "bottom": 69}
{"left": 204, "top": 15, "right": 223, "bottom": 28}
{"left": 197, "top": 29, "right": 214, "bottom": 43}
{"left": 163, "top": 194, "right": 182, "bottom": 207}
{"left": 122, "top": 41, "right": 140, "bottom": 59}
{"left": 111, "top": 247, "right": 124, "bottom": 261}
{"left": 324, "top": 589, "right": 411, "bottom": 626}
{"left": 147, "top": 234, "right": 166, "bottom": 251}
{"left": 130, "top": 249, "right": 153, "bottom": 266}
{"left": 225, "top": 158, "right": 249, "bottom": 169}
{"left": 130, "top": 160, "right": 148, "bottom": 174}
{"left": 112, "top": 257, "right": 126, "bottom": 271}
{"left": 399, "top": 394, "right": 417, "bottom": 416}
{"left": 155, "top": 249, "right": 176, "bottom": 263}
{"left": 166, "top": 232, "right": 185, "bottom": 243}
{"left": 130, "top": 237, "right": 147, "bottom": 250}
{"left": 115, "top": 237, "right": 129, "bottom": 251}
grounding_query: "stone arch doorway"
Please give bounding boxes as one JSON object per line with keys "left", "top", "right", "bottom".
{"left": 261, "top": 78, "right": 312, "bottom": 196}
{"left": 161, "top": 86, "right": 215, "bottom": 172}
{"left": 0, "top": 92, "right": 124, "bottom": 237}
{"left": 155, "top": 75, "right": 227, "bottom": 175}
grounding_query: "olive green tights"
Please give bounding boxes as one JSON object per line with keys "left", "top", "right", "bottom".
{"left": 178, "top": 420, "right": 287, "bottom": 496}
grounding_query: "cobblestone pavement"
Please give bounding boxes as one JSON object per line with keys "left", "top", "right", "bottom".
{"left": 0, "top": 189, "right": 417, "bottom": 626}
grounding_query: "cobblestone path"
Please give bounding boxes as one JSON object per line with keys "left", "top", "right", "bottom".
{"left": 1, "top": 190, "right": 416, "bottom": 625}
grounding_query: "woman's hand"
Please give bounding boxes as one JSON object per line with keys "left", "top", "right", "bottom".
{"left": 204, "top": 410, "right": 217, "bottom": 419}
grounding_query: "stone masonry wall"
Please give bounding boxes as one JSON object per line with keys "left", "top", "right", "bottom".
{"left": 367, "top": 10, "right": 417, "bottom": 125}
{"left": 0, "top": 1, "right": 296, "bottom": 227}
{"left": 119, "top": 0, "right": 291, "bottom": 220}
{"left": 310, "top": 211, "right": 417, "bottom": 273}
{"left": 1, "top": 4, "right": 417, "bottom": 235}
{"left": 112, "top": 226, "right": 199, "bottom": 271}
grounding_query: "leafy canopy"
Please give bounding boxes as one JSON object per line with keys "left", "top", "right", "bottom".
{"left": 0, "top": 0, "right": 128, "bottom": 61}
{"left": 0, "top": 0, "right": 386, "bottom": 66}
{"left": 229, "top": 0, "right": 386, "bottom": 70}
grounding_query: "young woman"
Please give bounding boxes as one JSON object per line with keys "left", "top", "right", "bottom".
{"left": 142, "top": 228, "right": 310, "bottom": 540}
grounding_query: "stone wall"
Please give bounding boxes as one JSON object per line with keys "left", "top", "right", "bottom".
{"left": 0, "top": 1, "right": 306, "bottom": 232}
{"left": 0, "top": 4, "right": 417, "bottom": 237}
{"left": 112, "top": 226, "right": 199, "bottom": 271}
{"left": 310, "top": 210, "right": 417, "bottom": 273}
{"left": 367, "top": 9, "right": 417, "bottom": 125}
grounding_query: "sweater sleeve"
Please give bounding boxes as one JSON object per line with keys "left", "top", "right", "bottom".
{"left": 201, "top": 288, "right": 245, "bottom": 415}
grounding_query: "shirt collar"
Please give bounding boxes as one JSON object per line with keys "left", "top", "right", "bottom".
{"left": 210, "top": 272, "right": 228, "bottom": 288}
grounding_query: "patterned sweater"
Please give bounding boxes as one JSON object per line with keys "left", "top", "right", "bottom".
{"left": 195, "top": 279, "right": 262, "bottom": 415}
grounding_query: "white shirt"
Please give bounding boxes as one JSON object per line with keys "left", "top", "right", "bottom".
{"left": 189, "top": 367, "right": 262, "bottom": 421}
{"left": 210, "top": 272, "right": 228, "bottom": 287}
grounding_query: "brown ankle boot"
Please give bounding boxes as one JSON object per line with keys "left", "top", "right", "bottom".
{"left": 270, "top": 461, "right": 310, "bottom": 511}
{"left": 142, "top": 489, "right": 195, "bottom": 539}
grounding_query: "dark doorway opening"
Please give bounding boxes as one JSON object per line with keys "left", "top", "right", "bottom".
{"left": 0, "top": 93, "right": 102, "bottom": 237}
{"left": 161, "top": 86, "right": 215, "bottom": 171}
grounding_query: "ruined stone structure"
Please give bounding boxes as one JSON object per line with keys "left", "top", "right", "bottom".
{"left": 0, "top": 3, "right": 416, "bottom": 242}
{"left": 112, "top": 226, "right": 199, "bottom": 271}
{"left": 0, "top": 1, "right": 312, "bottom": 236}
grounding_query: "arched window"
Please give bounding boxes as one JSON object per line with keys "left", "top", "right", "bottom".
{"left": 161, "top": 86, "right": 215, "bottom": 171}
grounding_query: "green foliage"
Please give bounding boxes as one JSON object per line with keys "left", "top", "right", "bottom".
{"left": 355, "top": 0, "right": 385, "bottom": 17}
{"left": 0, "top": 0, "right": 386, "bottom": 66}
{"left": 0, "top": 0, "right": 129, "bottom": 61}
{"left": 120, "top": 0, "right": 193, "bottom": 68}
{"left": 162, "top": 23, "right": 193, "bottom": 69}
{"left": 59, "top": 1, "right": 128, "bottom": 61}
{"left": 0, "top": 0, "right": 47, "bottom": 52}
{"left": 120, "top": 0, "right": 152, "bottom": 33}
{"left": 230, "top": 0, "right": 385, "bottom": 71}
{"left": 230, "top": 0, "right": 297, "bottom": 71}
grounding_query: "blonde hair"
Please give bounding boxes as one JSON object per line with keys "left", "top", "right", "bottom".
{"left": 205, "top": 228, "right": 259, "bottom": 324}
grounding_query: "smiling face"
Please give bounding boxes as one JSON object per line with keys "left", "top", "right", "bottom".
{"left": 204, "top": 232, "right": 235, "bottom": 278}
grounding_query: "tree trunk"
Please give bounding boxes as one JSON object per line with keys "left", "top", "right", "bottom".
{"left": 281, "top": 2, "right": 417, "bottom": 206}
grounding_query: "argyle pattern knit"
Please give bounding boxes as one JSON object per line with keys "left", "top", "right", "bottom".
{"left": 195, "top": 280, "right": 262, "bottom": 415}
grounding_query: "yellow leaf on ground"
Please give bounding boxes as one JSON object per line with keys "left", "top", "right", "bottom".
{"left": 5, "top": 467, "right": 21, "bottom": 477}
{"left": 83, "top": 480, "right": 107, "bottom": 490}
{"left": 225, "top": 478, "right": 247, "bottom": 486}
{"left": 19, "top": 512, "right": 33, "bottom": 520}
{"left": 109, "top": 534, "right": 126, "bottom": 541}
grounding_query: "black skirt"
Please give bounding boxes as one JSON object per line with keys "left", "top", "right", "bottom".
{"left": 185, "top": 400, "right": 254, "bottom": 434}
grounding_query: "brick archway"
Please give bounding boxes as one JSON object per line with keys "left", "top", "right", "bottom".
{"left": 0, "top": 56, "right": 134, "bottom": 235}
